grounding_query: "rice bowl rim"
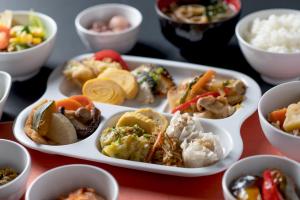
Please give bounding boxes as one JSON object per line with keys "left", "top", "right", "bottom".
{"left": 236, "top": 8, "right": 300, "bottom": 55}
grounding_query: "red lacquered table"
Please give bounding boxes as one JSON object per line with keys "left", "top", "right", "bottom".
{"left": 0, "top": 112, "right": 282, "bottom": 200}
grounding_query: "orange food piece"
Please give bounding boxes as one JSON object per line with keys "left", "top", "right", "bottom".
{"left": 70, "top": 95, "right": 93, "bottom": 109}
{"left": 188, "top": 70, "right": 216, "bottom": 100}
{"left": 269, "top": 108, "right": 287, "bottom": 127}
{"left": 55, "top": 98, "right": 82, "bottom": 111}
{"left": 146, "top": 131, "right": 164, "bottom": 162}
{"left": 0, "top": 25, "right": 9, "bottom": 50}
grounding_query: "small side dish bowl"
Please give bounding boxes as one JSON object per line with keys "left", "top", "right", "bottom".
{"left": 155, "top": 0, "right": 241, "bottom": 53}
{"left": 0, "top": 139, "right": 31, "bottom": 200}
{"left": 258, "top": 81, "right": 300, "bottom": 161}
{"left": 26, "top": 164, "right": 118, "bottom": 200}
{"left": 0, "top": 10, "right": 57, "bottom": 81}
{"left": 75, "top": 4, "right": 142, "bottom": 53}
{"left": 222, "top": 155, "right": 300, "bottom": 200}
{"left": 236, "top": 9, "right": 300, "bottom": 85}
{"left": 0, "top": 71, "right": 12, "bottom": 119}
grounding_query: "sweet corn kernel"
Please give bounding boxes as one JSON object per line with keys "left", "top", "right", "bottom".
{"left": 31, "top": 27, "right": 44, "bottom": 38}
{"left": 18, "top": 34, "right": 33, "bottom": 44}
{"left": 32, "top": 37, "right": 42, "bottom": 45}
{"left": 9, "top": 37, "right": 17, "bottom": 43}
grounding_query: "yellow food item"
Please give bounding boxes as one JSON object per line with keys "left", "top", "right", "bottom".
{"left": 135, "top": 108, "right": 168, "bottom": 133}
{"left": 82, "top": 78, "right": 125, "bottom": 105}
{"left": 98, "top": 68, "right": 138, "bottom": 99}
{"left": 82, "top": 58, "right": 122, "bottom": 75}
{"left": 63, "top": 60, "right": 96, "bottom": 86}
{"left": 283, "top": 102, "right": 300, "bottom": 132}
{"left": 116, "top": 112, "right": 156, "bottom": 134}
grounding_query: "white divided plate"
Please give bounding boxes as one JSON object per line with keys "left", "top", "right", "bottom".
{"left": 13, "top": 54, "right": 261, "bottom": 177}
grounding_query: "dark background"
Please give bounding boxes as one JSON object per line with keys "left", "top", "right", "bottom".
{"left": 1, "top": 0, "right": 300, "bottom": 121}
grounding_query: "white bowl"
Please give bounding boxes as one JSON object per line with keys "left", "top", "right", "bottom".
{"left": 258, "top": 81, "right": 300, "bottom": 161}
{"left": 236, "top": 9, "right": 300, "bottom": 85}
{"left": 0, "top": 11, "right": 57, "bottom": 81}
{"left": 222, "top": 155, "right": 300, "bottom": 200}
{"left": 0, "top": 139, "right": 31, "bottom": 200}
{"left": 75, "top": 4, "right": 142, "bottom": 53}
{"left": 26, "top": 164, "right": 118, "bottom": 200}
{"left": 0, "top": 71, "right": 12, "bottom": 119}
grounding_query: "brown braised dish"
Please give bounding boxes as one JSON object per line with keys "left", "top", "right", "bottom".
{"left": 24, "top": 95, "right": 101, "bottom": 145}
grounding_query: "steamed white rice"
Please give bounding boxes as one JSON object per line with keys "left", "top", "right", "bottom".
{"left": 246, "top": 14, "right": 300, "bottom": 53}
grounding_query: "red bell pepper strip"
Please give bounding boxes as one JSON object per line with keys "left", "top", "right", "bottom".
{"left": 262, "top": 170, "right": 284, "bottom": 200}
{"left": 223, "top": 87, "right": 232, "bottom": 95}
{"left": 94, "top": 49, "right": 129, "bottom": 70}
{"left": 171, "top": 91, "right": 220, "bottom": 114}
{"left": 0, "top": 25, "right": 10, "bottom": 50}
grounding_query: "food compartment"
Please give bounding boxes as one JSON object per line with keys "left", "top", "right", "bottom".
{"left": 21, "top": 95, "right": 103, "bottom": 146}
{"left": 162, "top": 70, "right": 248, "bottom": 120}
{"left": 58, "top": 53, "right": 176, "bottom": 112}
{"left": 57, "top": 53, "right": 251, "bottom": 116}
{"left": 96, "top": 108, "right": 235, "bottom": 169}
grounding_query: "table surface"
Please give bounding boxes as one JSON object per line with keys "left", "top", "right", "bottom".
{"left": 0, "top": 112, "right": 283, "bottom": 200}
{"left": 1, "top": 0, "right": 300, "bottom": 122}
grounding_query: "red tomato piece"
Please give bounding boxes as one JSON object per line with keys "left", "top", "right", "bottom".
{"left": 94, "top": 49, "right": 129, "bottom": 70}
{"left": 0, "top": 25, "right": 9, "bottom": 50}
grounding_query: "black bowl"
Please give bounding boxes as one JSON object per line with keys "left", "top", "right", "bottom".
{"left": 155, "top": 0, "right": 241, "bottom": 54}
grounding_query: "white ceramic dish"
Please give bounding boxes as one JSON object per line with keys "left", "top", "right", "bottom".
{"left": 258, "top": 81, "right": 300, "bottom": 162}
{"left": 236, "top": 9, "right": 300, "bottom": 85}
{"left": 75, "top": 4, "right": 142, "bottom": 53}
{"left": 26, "top": 164, "right": 118, "bottom": 200}
{"left": 0, "top": 11, "right": 57, "bottom": 81}
{"left": 0, "top": 71, "right": 12, "bottom": 119}
{"left": 13, "top": 54, "right": 261, "bottom": 177}
{"left": 0, "top": 139, "right": 31, "bottom": 200}
{"left": 222, "top": 155, "right": 300, "bottom": 200}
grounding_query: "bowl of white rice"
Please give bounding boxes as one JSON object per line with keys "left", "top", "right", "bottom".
{"left": 236, "top": 9, "right": 300, "bottom": 85}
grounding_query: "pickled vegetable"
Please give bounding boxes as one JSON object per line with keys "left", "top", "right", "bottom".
{"left": 0, "top": 167, "right": 18, "bottom": 186}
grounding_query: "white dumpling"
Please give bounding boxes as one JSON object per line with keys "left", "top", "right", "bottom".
{"left": 166, "top": 111, "right": 204, "bottom": 142}
{"left": 181, "top": 132, "right": 223, "bottom": 168}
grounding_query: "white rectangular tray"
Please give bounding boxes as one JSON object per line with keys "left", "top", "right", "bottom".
{"left": 13, "top": 55, "right": 261, "bottom": 177}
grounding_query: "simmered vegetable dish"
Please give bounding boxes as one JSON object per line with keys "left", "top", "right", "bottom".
{"left": 268, "top": 100, "right": 300, "bottom": 136}
{"left": 24, "top": 95, "right": 101, "bottom": 145}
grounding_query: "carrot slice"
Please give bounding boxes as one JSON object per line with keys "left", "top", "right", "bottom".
{"left": 146, "top": 131, "right": 164, "bottom": 162}
{"left": 269, "top": 108, "right": 287, "bottom": 127}
{"left": 188, "top": 70, "right": 216, "bottom": 99}
{"left": 70, "top": 95, "right": 93, "bottom": 109}
{"left": 55, "top": 98, "right": 82, "bottom": 111}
